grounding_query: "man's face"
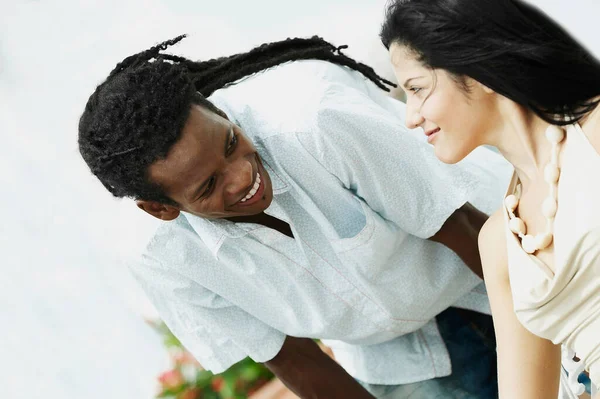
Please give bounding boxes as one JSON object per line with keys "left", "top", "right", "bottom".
{"left": 146, "top": 104, "right": 274, "bottom": 219}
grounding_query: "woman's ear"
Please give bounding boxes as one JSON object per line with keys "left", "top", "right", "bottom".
{"left": 479, "top": 82, "right": 495, "bottom": 94}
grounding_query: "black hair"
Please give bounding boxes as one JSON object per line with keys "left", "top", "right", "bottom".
{"left": 78, "top": 35, "right": 395, "bottom": 205}
{"left": 380, "top": 0, "right": 600, "bottom": 125}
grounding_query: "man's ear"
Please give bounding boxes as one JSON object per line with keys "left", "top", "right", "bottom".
{"left": 136, "top": 200, "right": 180, "bottom": 221}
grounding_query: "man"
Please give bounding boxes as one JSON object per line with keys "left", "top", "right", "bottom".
{"left": 79, "top": 36, "right": 510, "bottom": 398}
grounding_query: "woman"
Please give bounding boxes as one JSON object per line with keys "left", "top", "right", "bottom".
{"left": 380, "top": 0, "right": 600, "bottom": 398}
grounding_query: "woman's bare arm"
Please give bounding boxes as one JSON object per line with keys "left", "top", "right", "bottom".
{"left": 479, "top": 209, "right": 561, "bottom": 399}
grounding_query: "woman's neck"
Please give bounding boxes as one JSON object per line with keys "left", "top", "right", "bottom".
{"left": 488, "top": 102, "right": 555, "bottom": 188}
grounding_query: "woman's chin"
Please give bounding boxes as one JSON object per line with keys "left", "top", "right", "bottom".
{"left": 434, "top": 144, "right": 467, "bottom": 165}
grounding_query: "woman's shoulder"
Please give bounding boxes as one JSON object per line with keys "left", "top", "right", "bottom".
{"left": 479, "top": 208, "right": 505, "bottom": 246}
{"left": 478, "top": 208, "right": 510, "bottom": 282}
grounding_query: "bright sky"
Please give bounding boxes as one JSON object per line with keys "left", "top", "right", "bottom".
{"left": 1, "top": 1, "right": 598, "bottom": 398}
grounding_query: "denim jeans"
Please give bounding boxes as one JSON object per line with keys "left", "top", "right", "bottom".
{"left": 360, "top": 307, "right": 498, "bottom": 399}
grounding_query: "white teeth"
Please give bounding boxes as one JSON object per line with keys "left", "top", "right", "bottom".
{"left": 240, "top": 173, "right": 261, "bottom": 203}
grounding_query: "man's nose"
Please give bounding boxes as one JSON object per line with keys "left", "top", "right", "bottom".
{"left": 223, "top": 158, "right": 254, "bottom": 199}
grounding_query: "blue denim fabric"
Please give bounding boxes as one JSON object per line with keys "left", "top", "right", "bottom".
{"left": 577, "top": 372, "right": 592, "bottom": 394}
{"left": 360, "top": 307, "right": 498, "bottom": 399}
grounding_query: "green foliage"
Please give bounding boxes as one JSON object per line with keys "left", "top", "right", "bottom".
{"left": 147, "top": 319, "right": 274, "bottom": 399}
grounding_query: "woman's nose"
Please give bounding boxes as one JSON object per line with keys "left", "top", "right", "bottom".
{"left": 405, "top": 100, "right": 425, "bottom": 129}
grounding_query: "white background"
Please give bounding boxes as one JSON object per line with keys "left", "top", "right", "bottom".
{"left": 1, "top": 1, "right": 599, "bottom": 398}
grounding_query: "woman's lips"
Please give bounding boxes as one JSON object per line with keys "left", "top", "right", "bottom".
{"left": 426, "top": 127, "right": 441, "bottom": 143}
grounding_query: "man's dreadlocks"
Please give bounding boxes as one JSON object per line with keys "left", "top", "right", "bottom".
{"left": 78, "top": 35, "right": 395, "bottom": 205}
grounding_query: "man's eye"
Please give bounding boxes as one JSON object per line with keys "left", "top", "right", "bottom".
{"left": 203, "top": 176, "right": 216, "bottom": 197}
{"left": 226, "top": 133, "right": 238, "bottom": 155}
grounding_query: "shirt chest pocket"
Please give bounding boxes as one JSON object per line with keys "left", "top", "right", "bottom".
{"left": 329, "top": 199, "right": 406, "bottom": 277}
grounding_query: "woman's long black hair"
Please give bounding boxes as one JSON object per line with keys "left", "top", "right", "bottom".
{"left": 381, "top": 0, "right": 600, "bottom": 125}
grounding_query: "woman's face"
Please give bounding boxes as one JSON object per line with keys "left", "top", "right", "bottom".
{"left": 389, "top": 42, "right": 496, "bottom": 164}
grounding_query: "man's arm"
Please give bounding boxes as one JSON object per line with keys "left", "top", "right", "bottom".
{"left": 264, "top": 336, "right": 375, "bottom": 399}
{"left": 428, "top": 202, "right": 488, "bottom": 279}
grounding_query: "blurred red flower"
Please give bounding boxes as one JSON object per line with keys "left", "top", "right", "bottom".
{"left": 158, "top": 369, "right": 185, "bottom": 390}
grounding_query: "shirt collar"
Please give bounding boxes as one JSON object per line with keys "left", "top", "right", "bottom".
{"left": 182, "top": 151, "right": 290, "bottom": 258}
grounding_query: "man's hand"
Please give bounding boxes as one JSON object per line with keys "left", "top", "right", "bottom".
{"left": 264, "top": 336, "right": 376, "bottom": 399}
{"left": 429, "top": 202, "right": 489, "bottom": 279}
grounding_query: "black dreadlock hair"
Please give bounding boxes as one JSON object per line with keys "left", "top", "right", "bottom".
{"left": 78, "top": 35, "right": 395, "bottom": 206}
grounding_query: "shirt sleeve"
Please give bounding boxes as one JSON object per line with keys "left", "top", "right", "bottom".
{"left": 130, "top": 254, "right": 286, "bottom": 373}
{"left": 296, "top": 82, "right": 482, "bottom": 239}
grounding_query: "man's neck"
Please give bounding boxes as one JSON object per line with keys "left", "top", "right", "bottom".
{"left": 226, "top": 213, "right": 294, "bottom": 238}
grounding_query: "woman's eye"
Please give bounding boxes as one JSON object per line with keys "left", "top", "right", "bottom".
{"left": 409, "top": 87, "right": 422, "bottom": 94}
{"left": 226, "top": 132, "right": 238, "bottom": 155}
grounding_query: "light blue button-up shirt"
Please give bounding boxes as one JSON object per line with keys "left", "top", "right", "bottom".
{"left": 131, "top": 60, "right": 512, "bottom": 384}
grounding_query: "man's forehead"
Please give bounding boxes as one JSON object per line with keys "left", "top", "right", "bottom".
{"left": 184, "top": 104, "right": 221, "bottom": 138}
{"left": 148, "top": 110, "right": 220, "bottom": 182}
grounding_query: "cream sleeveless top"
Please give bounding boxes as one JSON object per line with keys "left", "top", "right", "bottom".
{"left": 503, "top": 123, "right": 600, "bottom": 386}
